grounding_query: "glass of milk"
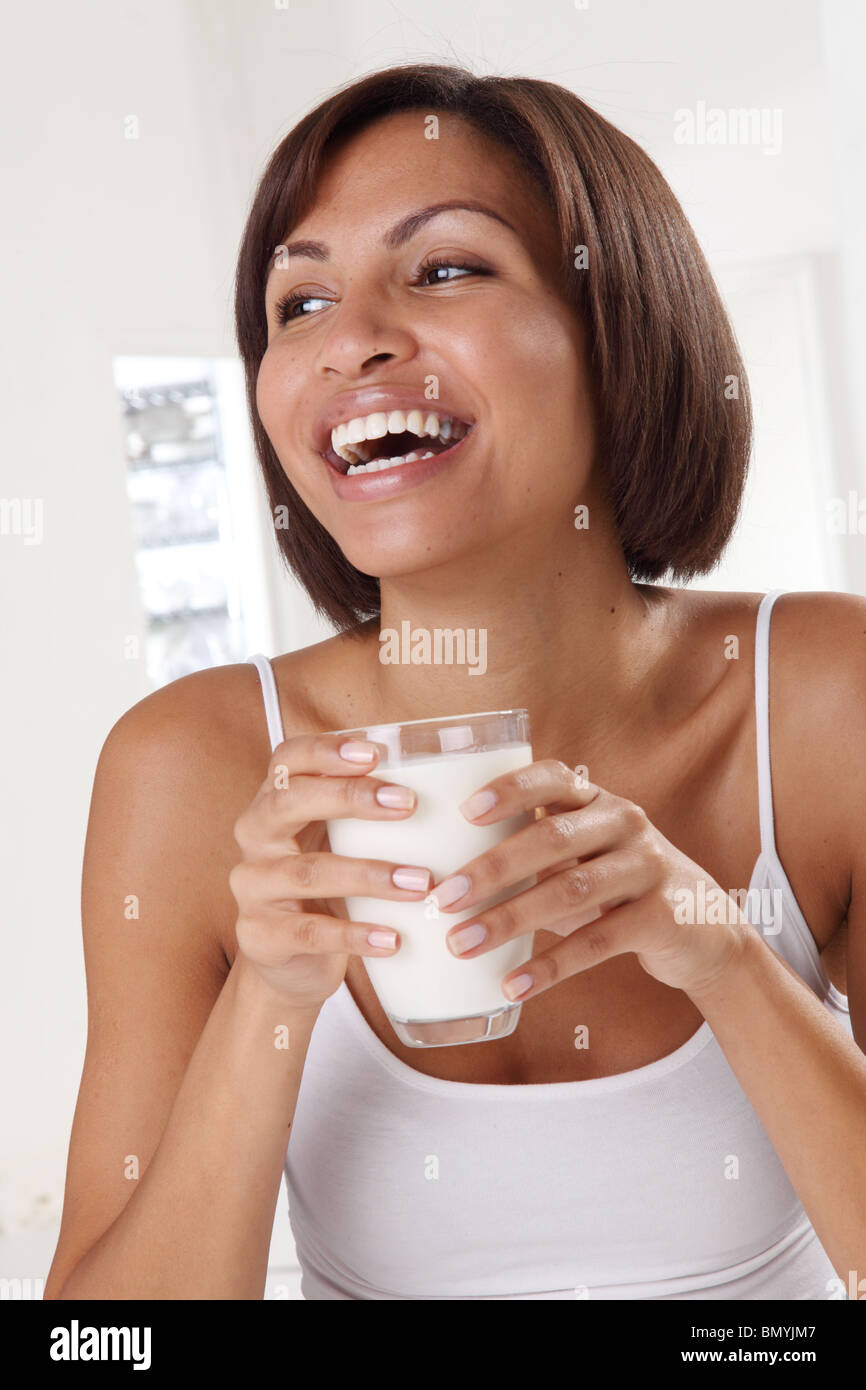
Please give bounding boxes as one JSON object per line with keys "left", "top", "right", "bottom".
{"left": 325, "top": 709, "right": 535, "bottom": 1048}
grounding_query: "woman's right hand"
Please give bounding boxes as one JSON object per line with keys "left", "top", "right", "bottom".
{"left": 229, "top": 734, "right": 429, "bottom": 1014}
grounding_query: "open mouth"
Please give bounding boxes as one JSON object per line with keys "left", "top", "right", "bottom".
{"left": 322, "top": 410, "right": 472, "bottom": 475}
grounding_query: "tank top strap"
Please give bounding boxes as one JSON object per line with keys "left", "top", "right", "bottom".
{"left": 753, "top": 590, "right": 789, "bottom": 859}
{"left": 246, "top": 653, "right": 286, "bottom": 753}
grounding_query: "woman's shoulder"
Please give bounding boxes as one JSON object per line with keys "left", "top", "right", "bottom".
{"left": 95, "top": 663, "right": 281, "bottom": 899}
{"left": 669, "top": 583, "right": 866, "bottom": 669}
{"left": 672, "top": 582, "right": 866, "bottom": 731}
{"left": 696, "top": 585, "right": 866, "bottom": 721}
{"left": 93, "top": 647, "right": 354, "bottom": 971}
{"left": 678, "top": 584, "right": 866, "bottom": 879}
{"left": 104, "top": 659, "right": 275, "bottom": 769}
{"left": 105, "top": 622, "right": 374, "bottom": 761}
{"left": 761, "top": 588, "right": 866, "bottom": 845}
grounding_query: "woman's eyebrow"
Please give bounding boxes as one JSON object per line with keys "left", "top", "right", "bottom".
{"left": 266, "top": 200, "right": 516, "bottom": 283}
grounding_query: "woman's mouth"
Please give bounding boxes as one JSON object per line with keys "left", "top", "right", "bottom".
{"left": 319, "top": 408, "right": 474, "bottom": 499}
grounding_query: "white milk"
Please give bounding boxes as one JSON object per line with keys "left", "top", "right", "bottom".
{"left": 327, "top": 744, "right": 535, "bottom": 1021}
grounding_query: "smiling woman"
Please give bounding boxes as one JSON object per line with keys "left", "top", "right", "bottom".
{"left": 235, "top": 64, "right": 751, "bottom": 629}
{"left": 46, "top": 61, "right": 866, "bottom": 1306}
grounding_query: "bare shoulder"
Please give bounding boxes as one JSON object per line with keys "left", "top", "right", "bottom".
{"left": 684, "top": 586, "right": 863, "bottom": 907}
{"left": 689, "top": 577, "right": 866, "bottom": 645}
{"left": 764, "top": 589, "right": 866, "bottom": 768}
{"left": 765, "top": 587, "right": 866, "bottom": 693}
{"left": 95, "top": 660, "right": 282, "bottom": 968}
{"left": 669, "top": 583, "right": 866, "bottom": 739}
{"left": 104, "top": 620, "right": 373, "bottom": 780}
{"left": 96, "top": 633, "right": 374, "bottom": 960}
{"left": 98, "top": 659, "right": 276, "bottom": 842}
{"left": 105, "top": 659, "right": 273, "bottom": 758}
{"left": 766, "top": 589, "right": 866, "bottom": 878}
{"left": 668, "top": 585, "right": 861, "bottom": 942}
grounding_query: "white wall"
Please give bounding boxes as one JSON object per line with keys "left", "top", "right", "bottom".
{"left": 695, "top": 255, "right": 844, "bottom": 595}
{"left": 1, "top": 0, "right": 862, "bottom": 1296}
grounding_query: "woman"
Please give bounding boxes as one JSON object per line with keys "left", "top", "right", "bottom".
{"left": 46, "top": 63, "right": 865, "bottom": 1301}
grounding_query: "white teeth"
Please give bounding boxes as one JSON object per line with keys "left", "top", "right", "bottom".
{"left": 347, "top": 456, "right": 403, "bottom": 475}
{"left": 364, "top": 412, "right": 388, "bottom": 441}
{"left": 346, "top": 449, "right": 436, "bottom": 476}
{"left": 330, "top": 409, "right": 466, "bottom": 463}
{"left": 406, "top": 409, "right": 425, "bottom": 435}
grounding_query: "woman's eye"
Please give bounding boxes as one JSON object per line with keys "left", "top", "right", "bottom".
{"left": 273, "top": 292, "right": 330, "bottom": 326}
{"left": 272, "top": 259, "right": 489, "bottom": 327}
{"left": 418, "top": 258, "right": 488, "bottom": 286}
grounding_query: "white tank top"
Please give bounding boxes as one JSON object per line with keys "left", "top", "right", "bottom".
{"left": 246, "top": 590, "right": 852, "bottom": 1300}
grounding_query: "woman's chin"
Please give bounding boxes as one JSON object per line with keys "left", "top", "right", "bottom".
{"left": 341, "top": 551, "right": 446, "bottom": 580}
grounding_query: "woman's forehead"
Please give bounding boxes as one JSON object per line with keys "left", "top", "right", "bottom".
{"left": 284, "top": 114, "right": 555, "bottom": 259}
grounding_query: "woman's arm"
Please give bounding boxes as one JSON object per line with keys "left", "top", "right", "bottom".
{"left": 682, "top": 591, "right": 866, "bottom": 1284}
{"left": 44, "top": 667, "right": 321, "bottom": 1300}
{"left": 685, "top": 915, "right": 866, "bottom": 1287}
{"left": 51, "top": 952, "right": 319, "bottom": 1300}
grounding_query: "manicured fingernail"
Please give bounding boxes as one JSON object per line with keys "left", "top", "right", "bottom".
{"left": 376, "top": 784, "right": 415, "bottom": 808}
{"left": 340, "top": 740, "right": 377, "bottom": 762}
{"left": 459, "top": 789, "right": 498, "bottom": 820}
{"left": 368, "top": 929, "right": 398, "bottom": 949}
{"left": 431, "top": 874, "right": 471, "bottom": 908}
{"left": 448, "top": 922, "right": 487, "bottom": 955}
{"left": 503, "top": 972, "right": 533, "bottom": 1001}
{"left": 392, "top": 866, "right": 431, "bottom": 891}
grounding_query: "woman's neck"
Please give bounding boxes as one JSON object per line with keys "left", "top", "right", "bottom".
{"left": 362, "top": 512, "right": 674, "bottom": 766}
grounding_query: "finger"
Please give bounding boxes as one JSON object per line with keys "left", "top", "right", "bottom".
{"left": 498, "top": 900, "right": 639, "bottom": 1002}
{"left": 430, "top": 796, "right": 621, "bottom": 912}
{"left": 236, "top": 909, "right": 405, "bottom": 963}
{"left": 236, "top": 770, "right": 419, "bottom": 854}
{"left": 443, "top": 850, "right": 650, "bottom": 958}
{"left": 245, "top": 851, "right": 433, "bottom": 902}
{"left": 265, "top": 732, "right": 390, "bottom": 785}
{"left": 541, "top": 904, "right": 604, "bottom": 937}
{"left": 458, "top": 758, "right": 601, "bottom": 824}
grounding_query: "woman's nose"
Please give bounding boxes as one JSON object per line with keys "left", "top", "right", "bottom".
{"left": 313, "top": 294, "right": 417, "bottom": 377}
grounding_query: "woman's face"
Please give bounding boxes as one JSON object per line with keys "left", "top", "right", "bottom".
{"left": 257, "top": 110, "right": 598, "bottom": 581}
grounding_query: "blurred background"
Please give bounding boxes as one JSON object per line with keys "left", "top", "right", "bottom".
{"left": 1, "top": 0, "right": 863, "bottom": 1299}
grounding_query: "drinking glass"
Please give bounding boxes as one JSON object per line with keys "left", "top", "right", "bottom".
{"left": 325, "top": 709, "right": 535, "bottom": 1048}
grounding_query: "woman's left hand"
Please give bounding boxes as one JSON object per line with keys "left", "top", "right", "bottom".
{"left": 430, "top": 759, "right": 748, "bottom": 1002}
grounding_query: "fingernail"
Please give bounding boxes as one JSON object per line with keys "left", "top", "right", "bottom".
{"left": 459, "top": 789, "right": 498, "bottom": 820}
{"left": 340, "top": 740, "right": 377, "bottom": 763}
{"left": 392, "top": 866, "right": 431, "bottom": 891}
{"left": 431, "top": 874, "right": 471, "bottom": 908}
{"left": 448, "top": 921, "right": 487, "bottom": 955}
{"left": 503, "top": 972, "right": 533, "bottom": 1001}
{"left": 368, "top": 929, "right": 398, "bottom": 949}
{"left": 376, "top": 784, "right": 415, "bottom": 809}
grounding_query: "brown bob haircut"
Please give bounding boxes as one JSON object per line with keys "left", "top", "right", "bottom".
{"left": 234, "top": 62, "right": 752, "bottom": 633}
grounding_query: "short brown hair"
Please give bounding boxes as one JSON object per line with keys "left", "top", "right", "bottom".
{"left": 234, "top": 63, "right": 752, "bottom": 632}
